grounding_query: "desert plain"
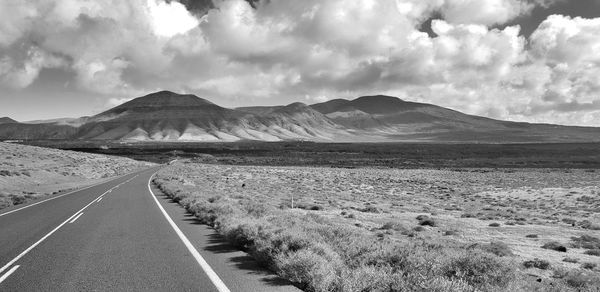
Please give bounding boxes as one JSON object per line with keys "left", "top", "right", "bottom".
{"left": 2, "top": 140, "right": 599, "bottom": 291}
{"left": 155, "top": 160, "right": 600, "bottom": 291}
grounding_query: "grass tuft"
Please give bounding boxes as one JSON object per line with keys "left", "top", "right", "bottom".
{"left": 523, "top": 258, "right": 551, "bottom": 270}
{"left": 542, "top": 241, "right": 568, "bottom": 252}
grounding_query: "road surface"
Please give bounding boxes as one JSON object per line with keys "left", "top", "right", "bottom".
{"left": 0, "top": 167, "right": 299, "bottom": 291}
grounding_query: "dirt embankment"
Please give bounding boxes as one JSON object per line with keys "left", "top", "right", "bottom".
{"left": 0, "top": 142, "right": 153, "bottom": 209}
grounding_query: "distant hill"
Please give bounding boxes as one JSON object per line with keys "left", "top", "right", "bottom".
{"left": 0, "top": 117, "right": 16, "bottom": 124}
{"left": 1, "top": 91, "right": 599, "bottom": 142}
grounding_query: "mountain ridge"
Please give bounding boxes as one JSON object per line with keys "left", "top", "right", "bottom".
{"left": 0, "top": 117, "right": 17, "bottom": 124}
{"left": 1, "top": 91, "right": 599, "bottom": 143}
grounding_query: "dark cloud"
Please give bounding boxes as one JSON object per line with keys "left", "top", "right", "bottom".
{"left": 507, "top": 0, "right": 600, "bottom": 36}
{"left": 174, "top": 0, "right": 261, "bottom": 14}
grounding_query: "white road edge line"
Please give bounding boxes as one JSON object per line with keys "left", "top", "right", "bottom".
{"left": 96, "top": 197, "right": 103, "bottom": 203}
{"left": 0, "top": 265, "right": 19, "bottom": 284}
{"left": 147, "top": 174, "right": 231, "bottom": 292}
{"left": 69, "top": 212, "right": 84, "bottom": 223}
{"left": 0, "top": 191, "right": 105, "bottom": 275}
{"left": 0, "top": 172, "right": 138, "bottom": 218}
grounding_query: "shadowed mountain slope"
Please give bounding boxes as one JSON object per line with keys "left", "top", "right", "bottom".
{"left": 0, "top": 117, "right": 17, "bottom": 124}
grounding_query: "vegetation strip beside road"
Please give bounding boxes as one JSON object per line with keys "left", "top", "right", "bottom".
{"left": 147, "top": 173, "right": 231, "bottom": 292}
{"left": 154, "top": 162, "right": 600, "bottom": 292}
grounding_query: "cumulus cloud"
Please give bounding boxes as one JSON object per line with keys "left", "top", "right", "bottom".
{"left": 0, "top": 46, "right": 66, "bottom": 89}
{"left": 0, "top": 0, "right": 599, "bottom": 126}
{"left": 440, "top": 0, "right": 534, "bottom": 26}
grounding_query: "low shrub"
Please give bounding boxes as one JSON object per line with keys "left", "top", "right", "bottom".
{"left": 563, "top": 257, "right": 579, "bottom": 263}
{"left": 583, "top": 249, "right": 600, "bottom": 256}
{"left": 523, "top": 258, "right": 551, "bottom": 270}
{"left": 416, "top": 215, "right": 436, "bottom": 227}
{"left": 482, "top": 241, "right": 514, "bottom": 257}
{"left": 542, "top": 241, "right": 567, "bottom": 252}
{"left": 441, "top": 250, "right": 515, "bottom": 289}
{"left": 525, "top": 234, "right": 538, "bottom": 238}
{"left": 10, "top": 194, "right": 27, "bottom": 205}
{"left": 276, "top": 247, "right": 340, "bottom": 292}
{"left": 560, "top": 270, "right": 600, "bottom": 289}
{"left": 578, "top": 220, "right": 600, "bottom": 230}
{"left": 380, "top": 222, "right": 407, "bottom": 232}
{"left": 360, "top": 205, "right": 380, "bottom": 213}
{"left": 413, "top": 226, "right": 426, "bottom": 232}
{"left": 488, "top": 222, "right": 501, "bottom": 227}
{"left": 570, "top": 235, "right": 600, "bottom": 250}
{"left": 296, "top": 203, "right": 324, "bottom": 211}
{"left": 581, "top": 262, "right": 597, "bottom": 270}
{"left": 419, "top": 218, "right": 436, "bottom": 227}
{"left": 415, "top": 214, "right": 430, "bottom": 221}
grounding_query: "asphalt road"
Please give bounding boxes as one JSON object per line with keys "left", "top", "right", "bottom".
{"left": 0, "top": 167, "right": 299, "bottom": 292}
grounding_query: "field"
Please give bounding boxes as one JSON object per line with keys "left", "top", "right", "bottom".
{"left": 154, "top": 162, "right": 600, "bottom": 291}
{"left": 11, "top": 140, "right": 600, "bottom": 290}
{"left": 20, "top": 140, "right": 600, "bottom": 168}
{"left": 0, "top": 142, "right": 152, "bottom": 210}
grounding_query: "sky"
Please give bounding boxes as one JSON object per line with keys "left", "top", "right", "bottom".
{"left": 0, "top": 0, "right": 600, "bottom": 126}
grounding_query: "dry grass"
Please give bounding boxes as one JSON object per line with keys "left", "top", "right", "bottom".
{"left": 0, "top": 142, "right": 152, "bottom": 209}
{"left": 155, "top": 161, "right": 600, "bottom": 291}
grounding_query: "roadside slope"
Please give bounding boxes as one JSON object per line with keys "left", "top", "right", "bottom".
{"left": 0, "top": 142, "right": 153, "bottom": 210}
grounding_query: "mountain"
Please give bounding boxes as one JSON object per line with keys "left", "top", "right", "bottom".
{"left": 310, "top": 95, "right": 600, "bottom": 142}
{"left": 1, "top": 91, "right": 599, "bottom": 143}
{"left": 0, "top": 117, "right": 17, "bottom": 124}
{"left": 74, "top": 91, "right": 247, "bottom": 141}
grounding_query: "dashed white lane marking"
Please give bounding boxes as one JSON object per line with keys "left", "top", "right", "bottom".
{"left": 147, "top": 174, "right": 231, "bottom": 292}
{"left": 0, "top": 176, "right": 125, "bottom": 218}
{"left": 0, "top": 191, "right": 106, "bottom": 275}
{"left": 0, "top": 265, "right": 19, "bottom": 284}
{"left": 0, "top": 170, "right": 146, "bottom": 218}
{"left": 0, "top": 172, "right": 145, "bottom": 278}
{"left": 69, "top": 212, "right": 84, "bottom": 224}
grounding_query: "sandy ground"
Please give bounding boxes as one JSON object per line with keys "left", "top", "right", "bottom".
{"left": 165, "top": 162, "right": 600, "bottom": 278}
{"left": 0, "top": 142, "right": 153, "bottom": 209}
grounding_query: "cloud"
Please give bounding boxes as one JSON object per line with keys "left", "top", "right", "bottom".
{"left": 0, "top": 0, "right": 599, "bottom": 126}
{"left": 532, "top": 0, "right": 567, "bottom": 8}
{"left": 148, "top": 0, "right": 199, "bottom": 37}
{"left": 528, "top": 15, "right": 600, "bottom": 107}
{"left": 0, "top": 0, "right": 188, "bottom": 95}
{"left": 106, "top": 97, "right": 134, "bottom": 107}
{"left": 440, "top": 0, "right": 534, "bottom": 26}
{"left": 0, "top": 46, "right": 66, "bottom": 89}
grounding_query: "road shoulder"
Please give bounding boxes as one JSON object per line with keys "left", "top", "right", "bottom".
{"left": 149, "top": 182, "right": 301, "bottom": 292}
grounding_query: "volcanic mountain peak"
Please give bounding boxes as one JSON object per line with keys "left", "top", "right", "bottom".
{"left": 310, "top": 99, "right": 351, "bottom": 114}
{"left": 92, "top": 91, "right": 230, "bottom": 123}
{"left": 273, "top": 102, "right": 313, "bottom": 113}
{"left": 311, "top": 95, "right": 429, "bottom": 115}
{"left": 111, "top": 91, "right": 214, "bottom": 110}
{"left": 348, "top": 95, "right": 429, "bottom": 114}
{"left": 0, "top": 117, "right": 17, "bottom": 124}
